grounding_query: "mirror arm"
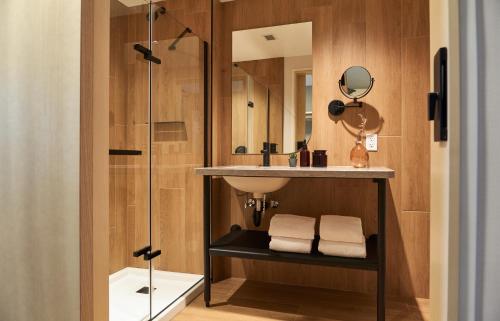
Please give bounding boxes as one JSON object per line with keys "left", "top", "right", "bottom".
{"left": 328, "top": 99, "right": 363, "bottom": 117}
{"left": 346, "top": 98, "right": 363, "bottom": 108}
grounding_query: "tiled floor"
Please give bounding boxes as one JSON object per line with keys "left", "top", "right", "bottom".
{"left": 173, "top": 278, "right": 429, "bottom": 321}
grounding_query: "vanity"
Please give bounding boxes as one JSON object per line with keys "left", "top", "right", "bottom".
{"left": 196, "top": 165, "right": 395, "bottom": 321}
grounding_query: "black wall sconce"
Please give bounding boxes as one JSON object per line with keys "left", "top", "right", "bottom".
{"left": 328, "top": 66, "right": 374, "bottom": 116}
{"left": 428, "top": 47, "right": 447, "bottom": 141}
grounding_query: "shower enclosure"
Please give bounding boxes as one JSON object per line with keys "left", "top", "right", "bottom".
{"left": 109, "top": 1, "right": 208, "bottom": 320}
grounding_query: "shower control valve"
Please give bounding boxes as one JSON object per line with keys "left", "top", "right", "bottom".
{"left": 270, "top": 200, "right": 279, "bottom": 208}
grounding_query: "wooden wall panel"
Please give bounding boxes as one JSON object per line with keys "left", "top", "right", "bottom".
{"left": 213, "top": 0, "right": 430, "bottom": 299}
{"left": 81, "top": 1, "right": 110, "bottom": 320}
{"left": 237, "top": 58, "right": 284, "bottom": 153}
{"left": 231, "top": 72, "right": 249, "bottom": 152}
{"left": 401, "top": 0, "right": 431, "bottom": 212}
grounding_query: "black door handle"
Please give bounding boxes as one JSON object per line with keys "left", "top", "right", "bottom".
{"left": 133, "top": 246, "right": 161, "bottom": 261}
{"left": 144, "top": 250, "right": 162, "bottom": 261}
{"left": 133, "top": 245, "right": 151, "bottom": 258}
{"left": 133, "top": 44, "right": 162, "bottom": 65}
{"left": 429, "top": 47, "right": 447, "bottom": 141}
{"left": 428, "top": 92, "right": 439, "bottom": 121}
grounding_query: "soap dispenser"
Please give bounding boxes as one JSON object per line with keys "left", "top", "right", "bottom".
{"left": 300, "top": 140, "right": 310, "bottom": 167}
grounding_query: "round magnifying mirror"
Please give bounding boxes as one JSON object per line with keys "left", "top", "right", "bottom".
{"left": 339, "top": 66, "right": 374, "bottom": 100}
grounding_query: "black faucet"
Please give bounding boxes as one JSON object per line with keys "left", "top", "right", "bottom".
{"left": 262, "top": 146, "right": 270, "bottom": 167}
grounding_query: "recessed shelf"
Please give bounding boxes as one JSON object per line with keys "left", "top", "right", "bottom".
{"left": 210, "top": 229, "right": 379, "bottom": 271}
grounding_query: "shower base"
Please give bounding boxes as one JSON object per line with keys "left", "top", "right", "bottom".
{"left": 109, "top": 267, "right": 203, "bottom": 321}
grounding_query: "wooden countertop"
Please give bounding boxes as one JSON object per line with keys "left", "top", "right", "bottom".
{"left": 195, "top": 165, "right": 395, "bottom": 179}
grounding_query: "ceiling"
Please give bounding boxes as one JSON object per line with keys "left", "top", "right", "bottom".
{"left": 115, "top": 0, "right": 162, "bottom": 7}
{"left": 233, "top": 22, "right": 312, "bottom": 62}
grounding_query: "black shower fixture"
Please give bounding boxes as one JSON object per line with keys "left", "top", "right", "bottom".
{"left": 147, "top": 6, "right": 166, "bottom": 21}
{"left": 168, "top": 28, "right": 193, "bottom": 51}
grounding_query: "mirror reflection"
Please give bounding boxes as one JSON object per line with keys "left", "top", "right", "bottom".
{"left": 231, "top": 22, "right": 313, "bottom": 154}
{"left": 339, "top": 66, "right": 373, "bottom": 100}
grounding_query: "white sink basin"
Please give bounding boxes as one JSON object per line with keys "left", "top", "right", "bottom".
{"left": 223, "top": 176, "right": 291, "bottom": 198}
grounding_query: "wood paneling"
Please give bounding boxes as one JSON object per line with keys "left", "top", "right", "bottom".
{"left": 401, "top": 27, "right": 431, "bottom": 210}
{"left": 231, "top": 70, "right": 248, "bottom": 152}
{"left": 173, "top": 278, "right": 430, "bottom": 321}
{"left": 213, "top": 0, "right": 430, "bottom": 299}
{"left": 398, "top": 211, "right": 430, "bottom": 298}
{"left": 237, "top": 58, "right": 285, "bottom": 153}
{"left": 81, "top": 0, "right": 110, "bottom": 320}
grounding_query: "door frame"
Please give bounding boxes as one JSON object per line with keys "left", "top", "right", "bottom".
{"left": 80, "top": 0, "right": 110, "bottom": 320}
{"left": 429, "top": 0, "right": 460, "bottom": 320}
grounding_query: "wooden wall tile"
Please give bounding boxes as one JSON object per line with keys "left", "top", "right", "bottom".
{"left": 402, "top": 0, "right": 430, "bottom": 38}
{"left": 401, "top": 37, "right": 430, "bottom": 212}
{"left": 398, "top": 211, "right": 430, "bottom": 298}
{"left": 365, "top": 0, "right": 402, "bottom": 136}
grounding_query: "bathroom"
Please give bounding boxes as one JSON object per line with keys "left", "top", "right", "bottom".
{"left": 1, "top": 0, "right": 500, "bottom": 321}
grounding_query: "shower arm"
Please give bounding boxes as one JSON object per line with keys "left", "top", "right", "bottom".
{"left": 168, "top": 27, "right": 192, "bottom": 51}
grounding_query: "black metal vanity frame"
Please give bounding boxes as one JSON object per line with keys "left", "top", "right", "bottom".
{"left": 201, "top": 173, "right": 388, "bottom": 321}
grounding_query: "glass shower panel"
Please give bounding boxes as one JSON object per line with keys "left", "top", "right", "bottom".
{"left": 149, "top": 10, "right": 205, "bottom": 319}
{"left": 109, "top": 1, "right": 152, "bottom": 321}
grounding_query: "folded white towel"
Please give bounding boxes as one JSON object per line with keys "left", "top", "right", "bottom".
{"left": 269, "top": 214, "right": 316, "bottom": 240}
{"left": 318, "top": 238, "right": 366, "bottom": 258}
{"left": 269, "top": 236, "right": 313, "bottom": 254}
{"left": 320, "top": 215, "right": 364, "bottom": 244}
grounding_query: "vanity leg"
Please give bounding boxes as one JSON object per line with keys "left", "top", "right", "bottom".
{"left": 376, "top": 179, "right": 386, "bottom": 321}
{"left": 203, "top": 175, "right": 211, "bottom": 307}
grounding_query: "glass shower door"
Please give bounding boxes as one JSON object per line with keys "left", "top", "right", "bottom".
{"left": 109, "top": 1, "right": 153, "bottom": 321}
{"left": 110, "top": 1, "right": 206, "bottom": 320}
{"left": 149, "top": 8, "right": 206, "bottom": 319}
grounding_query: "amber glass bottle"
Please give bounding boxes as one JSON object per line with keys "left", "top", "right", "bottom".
{"left": 350, "top": 139, "right": 369, "bottom": 168}
{"left": 300, "top": 141, "right": 310, "bottom": 167}
{"left": 350, "top": 114, "right": 369, "bottom": 168}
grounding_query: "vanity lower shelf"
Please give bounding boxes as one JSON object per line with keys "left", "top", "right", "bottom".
{"left": 210, "top": 229, "right": 379, "bottom": 271}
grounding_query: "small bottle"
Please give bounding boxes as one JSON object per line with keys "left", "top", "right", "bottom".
{"left": 300, "top": 140, "right": 310, "bottom": 167}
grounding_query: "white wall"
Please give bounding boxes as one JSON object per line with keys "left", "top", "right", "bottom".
{"left": 459, "top": 0, "right": 500, "bottom": 320}
{"left": 0, "top": 1, "right": 81, "bottom": 320}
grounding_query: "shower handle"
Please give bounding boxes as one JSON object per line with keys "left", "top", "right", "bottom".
{"left": 133, "top": 245, "right": 151, "bottom": 258}
{"left": 144, "top": 250, "right": 162, "bottom": 261}
{"left": 133, "top": 246, "right": 162, "bottom": 261}
{"left": 133, "top": 44, "right": 162, "bottom": 65}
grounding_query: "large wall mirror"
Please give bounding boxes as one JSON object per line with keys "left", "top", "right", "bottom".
{"left": 231, "top": 22, "right": 313, "bottom": 154}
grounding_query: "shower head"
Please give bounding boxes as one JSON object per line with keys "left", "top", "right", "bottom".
{"left": 168, "top": 28, "right": 192, "bottom": 51}
{"left": 146, "top": 6, "right": 166, "bottom": 21}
